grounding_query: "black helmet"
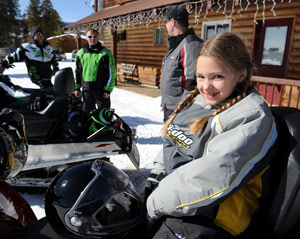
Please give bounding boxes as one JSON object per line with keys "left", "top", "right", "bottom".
{"left": 66, "top": 110, "right": 88, "bottom": 137}
{"left": 0, "top": 112, "right": 28, "bottom": 179}
{"left": 45, "top": 160, "right": 144, "bottom": 238}
{"left": 88, "top": 108, "right": 115, "bottom": 135}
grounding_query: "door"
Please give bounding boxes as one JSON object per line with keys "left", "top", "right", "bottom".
{"left": 253, "top": 18, "right": 293, "bottom": 104}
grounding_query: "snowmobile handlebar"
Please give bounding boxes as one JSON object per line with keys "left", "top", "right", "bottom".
{"left": 0, "top": 62, "right": 14, "bottom": 75}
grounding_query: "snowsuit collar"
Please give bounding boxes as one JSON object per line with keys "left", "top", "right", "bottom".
{"left": 84, "top": 42, "right": 104, "bottom": 53}
{"left": 168, "top": 28, "right": 195, "bottom": 50}
{"left": 32, "top": 39, "right": 49, "bottom": 48}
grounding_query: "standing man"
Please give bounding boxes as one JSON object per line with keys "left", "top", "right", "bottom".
{"left": 0, "top": 27, "right": 59, "bottom": 89}
{"left": 160, "top": 5, "right": 203, "bottom": 122}
{"left": 74, "top": 28, "right": 116, "bottom": 114}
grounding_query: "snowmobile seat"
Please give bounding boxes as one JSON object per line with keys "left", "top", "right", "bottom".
{"left": 267, "top": 107, "right": 300, "bottom": 236}
{"left": 238, "top": 107, "right": 300, "bottom": 238}
{"left": 15, "top": 68, "right": 75, "bottom": 140}
{"left": 52, "top": 67, "right": 75, "bottom": 97}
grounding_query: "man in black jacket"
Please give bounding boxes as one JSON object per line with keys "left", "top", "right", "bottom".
{"left": 0, "top": 27, "right": 59, "bottom": 89}
{"left": 160, "top": 5, "right": 203, "bottom": 122}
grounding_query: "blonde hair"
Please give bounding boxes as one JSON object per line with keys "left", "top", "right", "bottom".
{"left": 162, "top": 32, "right": 254, "bottom": 136}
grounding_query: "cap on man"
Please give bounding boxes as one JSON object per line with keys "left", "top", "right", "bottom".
{"left": 164, "top": 5, "right": 189, "bottom": 23}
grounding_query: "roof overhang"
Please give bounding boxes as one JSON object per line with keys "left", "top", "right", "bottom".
{"left": 64, "top": 0, "right": 187, "bottom": 33}
{"left": 64, "top": 0, "right": 292, "bottom": 33}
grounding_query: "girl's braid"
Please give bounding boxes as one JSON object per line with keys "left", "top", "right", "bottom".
{"left": 189, "top": 92, "right": 247, "bottom": 135}
{"left": 162, "top": 88, "right": 199, "bottom": 135}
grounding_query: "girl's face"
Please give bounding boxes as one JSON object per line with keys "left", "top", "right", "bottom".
{"left": 196, "top": 56, "right": 247, "bottom": 106}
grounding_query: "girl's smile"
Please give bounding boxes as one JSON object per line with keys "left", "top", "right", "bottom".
{"left": 196, "top": 56, "right": 247, "bottom": 106}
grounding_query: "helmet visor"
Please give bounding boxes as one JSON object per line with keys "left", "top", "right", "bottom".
{"left": 64, "top": 160, "right": 142, "bottom": 237}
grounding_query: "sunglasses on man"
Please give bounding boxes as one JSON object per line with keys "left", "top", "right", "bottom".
{"left": 34, "top": 33, "right": 43, "bottom": 36}
{"left": 87, "top": 35, "right": 98, "bottom": 39}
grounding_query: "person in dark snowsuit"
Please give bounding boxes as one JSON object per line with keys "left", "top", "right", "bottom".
{"left": 0, "top": 27, "right": 59, "bottom": 89}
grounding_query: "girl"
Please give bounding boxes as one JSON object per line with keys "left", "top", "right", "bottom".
{"left": 146, "top": 32, "right": 278, "bottom": 238}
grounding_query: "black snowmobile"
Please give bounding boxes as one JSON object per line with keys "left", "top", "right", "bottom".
{"left": 4, "top": 67, "right": 139, "bottom": 187}
{"left": 4, "top": 106, "right": 300, "bottom": 239}
{"left": 0, "top": 64, "right": 55, "bottom": 111}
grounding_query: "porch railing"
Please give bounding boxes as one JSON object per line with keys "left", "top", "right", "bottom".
{"left": 250, "top": 76, "right": 300, "bottom": 109}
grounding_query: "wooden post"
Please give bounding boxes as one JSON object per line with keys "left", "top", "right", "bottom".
{"left": 94, "top": 0, "right": 98, "bottom": 12}
{"left": 111, "top": 31, "right": 117, "bottom": 65}
{"left": 76, "top": 32, "right": 81, "bottom": 50}
{"left": 111, "top": 31, "right": 117, "bottom": 85}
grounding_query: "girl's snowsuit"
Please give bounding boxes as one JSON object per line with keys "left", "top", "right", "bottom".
{"left": 147, "top": 90, "right": 278, "bottom": 237}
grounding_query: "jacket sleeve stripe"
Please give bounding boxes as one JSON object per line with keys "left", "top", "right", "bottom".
{"left": 175, "top": 119, "right": 278, "bottom": 210}
{"left": 105, "top": 65, "right": 113, "bottom": 88}
{"left": 104, "top": 52, "right": 116, "bottom": 92}
{"left": 217, "top": 114, "right": 225, "bottom": 133}
{"left": 181, "top": 44, "right": 186, "bottom": 93}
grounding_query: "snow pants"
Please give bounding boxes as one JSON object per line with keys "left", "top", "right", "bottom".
{"left": 82, "top": 90, "right": 110, "bottom": 114}
{"left": 152, "top": 216, "right": 232, "bottom": 239}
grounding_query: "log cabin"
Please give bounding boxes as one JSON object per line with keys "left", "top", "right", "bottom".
{"left": 65, "top": 0, "right": 300, "bottom": 108}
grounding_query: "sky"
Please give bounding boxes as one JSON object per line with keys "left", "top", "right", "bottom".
{"left": 4, "top": 57, "right": 164, "bottom": 219}
{"left": 18, "top": 0, "right": 96, "bottom": 23}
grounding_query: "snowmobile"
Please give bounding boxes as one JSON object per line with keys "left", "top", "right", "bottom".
{"left": 3, "top": 105, "right": 300, "bottom": 238}
{"left": 0, "top": 64, "right": 55, "bottom": 111}
{"left": 4, "top": 67, "right": 140, "bottom": 187}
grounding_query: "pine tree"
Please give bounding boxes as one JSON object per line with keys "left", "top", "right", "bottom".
{"left": 27, "top": 0, "right": 41, "bottom": 40}
{"left": 40, "top": 0, "right": 64, "bottom": 48}
{"left": 0, "top": 0, "right": 9, "bottom": 47}
{"left": 40, "top": 0, "right": 53, "bottom": 38}
{"left": 7, "top": 0, "right": 20, "bottom": 47}
{"left": 50, "top": 9, "right": 64, "bottom": 49}
{"left": 19, "top": 13, "right": 29, "bottom": 45}
{"left": 0, "top": 0, "right": 20, "bottom": 47}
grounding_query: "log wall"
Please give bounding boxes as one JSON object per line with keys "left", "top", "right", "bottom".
{"left": 101, "top": 1, "right": 300, "bottom": 88}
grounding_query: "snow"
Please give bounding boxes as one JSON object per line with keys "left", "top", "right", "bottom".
{"left": 4, "top": 58, "right": 164, "bottom": 220}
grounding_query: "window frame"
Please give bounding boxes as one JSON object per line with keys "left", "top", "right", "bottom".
{"left": 154, "top": 27, "right": 164, "bottom": 45}
{"left": 201, "top": 19, "right": 232, "bottom": 40}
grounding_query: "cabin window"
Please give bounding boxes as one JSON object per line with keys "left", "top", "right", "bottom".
{"left": 154, "top": 28, "right": 164, "bottom": 45}
{"left": 261, "top": 26, "right": 287, "bottom": 66}
{"left": 201, "top": 20, "right": 231, "bottom": 40}
{"left": 253, "top": 18, "right": 293, "bottom": 78}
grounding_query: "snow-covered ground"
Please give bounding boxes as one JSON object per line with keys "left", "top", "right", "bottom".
{"left": 4, "top": 58, "right": 164, "bottom": 219}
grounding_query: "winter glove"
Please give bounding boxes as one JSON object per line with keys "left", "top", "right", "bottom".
{"left": 144, "top": 172, "right": 165, "bottom": 201}
{"left": 29, "top": 97, "right": 47, "bottom": 111}
{"left": 52, "top": 68, "right": 58, "bottom": 76}
{"left": 144, "top": 212, "right": 165, "bottom": 238}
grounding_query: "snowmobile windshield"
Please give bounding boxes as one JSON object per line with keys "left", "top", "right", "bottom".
{"left": 64, "top": 160, "right": 142, "bottom": 237}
